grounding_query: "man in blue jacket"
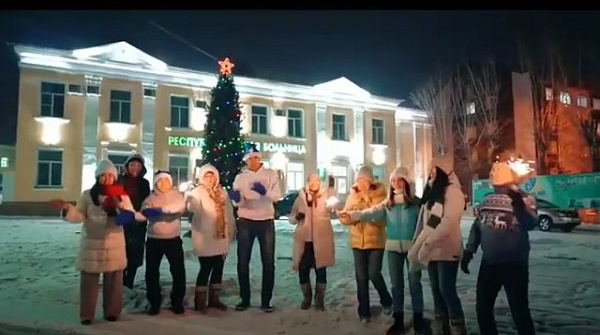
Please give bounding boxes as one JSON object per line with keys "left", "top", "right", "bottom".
{"left": 461, "top": 153, "right": 537, "bottom": 335}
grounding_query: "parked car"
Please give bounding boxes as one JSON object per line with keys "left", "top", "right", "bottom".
{"left": 274, "top": 191, "right": 299, "bottom": 219}
{"left": 536, "top": 198, "right": 581, "bottom": 232}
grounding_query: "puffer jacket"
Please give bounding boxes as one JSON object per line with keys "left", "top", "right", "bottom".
{"left": 339, "top": 182, "right": 387, "bottom": 249}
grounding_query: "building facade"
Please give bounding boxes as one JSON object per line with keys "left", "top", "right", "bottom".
{"left": 8, "top": 41, "right": 431, "bottom": 209}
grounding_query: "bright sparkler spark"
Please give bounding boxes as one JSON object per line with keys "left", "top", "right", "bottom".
{"left": 326, "top": 196, "right": 339, "bottom": 208}
{"left": 507, "top": 157, "right": 534, "bottom": 176}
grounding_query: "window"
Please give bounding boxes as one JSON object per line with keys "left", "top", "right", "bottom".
{"left": 372, "top": 118, "right": 385, "bottom": 144}
{"left": 143, "top": 87, "right": 156, "bottom": 98}
{"left": 466, "top": 102, "right": 476, "bottom": 115}
{"left": 559, "top": 91, "right": 571, "bottom": 105}
{"left": 577, "top": 96, "right": 588, "bottom": 108}
{"left": 170, "top": 96, "right": 190, "bottom": 128}
{"left": 40, "top": 82, "right": 65, "bottom": 118}
{"left": 286, "top": 162, "right": 305, "bottom": 191}
{"left": 36, "top": 150, "right": 63, "bottom": 188}
{"left": 251, "top": 105, "right": 268, "bottom": 134}
{"left": 331, "top": 164, "right": 348, "bottom": 194}
{"left": 86, "top": 85, "right": 100, "bottom": 95}
{"left": 67, "top": 84, "right": 83, "bottom": 95}
{"left": 107, "top": 153, "right": 130, "bottom": 174}
{"left": 545, "top": 88, "right": 553, "bottom": 101}
{"left": 195, "top": 100, "right": 207, "bottom": 109}
{"left": 594, "top": 98, "right": 600, "bottom": 110}
{"left": 288, "top": 109, "right": 303, "bottom": 138}
{"left": 0, "top": 157, "right": 8, "bottom": 168}
{"left": 169, "top": 155, "right": 189, "bottom": 187}
{"left": 332, "top": 114, "right": 346, "bottom": 141}
{"left": 372, "top": 166, "right": 386, "bottom": 182}
{"left": 109, "top": 90, "right": 132, "bottom": 123}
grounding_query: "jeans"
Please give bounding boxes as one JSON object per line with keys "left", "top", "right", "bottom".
{"left": 476, "top": 261, "right": 535, "bottom": 335}
{"left": 352, "top": 248, "right": 393, "bottom": 318}
{"left": 388, "top": 250, "right": 424, "bottom": 314}
{"left": 428, "top": 261, "right": 464, "bottom": 321}
{"left": 237, "top": 218, "right": 275, "bottom": 306}
{"left": 298, "top": 242, "right": 327, "bottom": 284}
{"left": 145, "top": 237, "right": 186, "bottom": 308}
{"left": 197, "top": 255, "right": 226, "bottom": 286}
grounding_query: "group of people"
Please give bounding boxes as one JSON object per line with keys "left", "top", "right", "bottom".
{"left": 49, "top": 146, "right": 537, "bottom": 335}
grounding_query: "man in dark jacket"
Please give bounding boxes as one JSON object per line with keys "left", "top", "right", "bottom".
{"left": 119, "top": 154, "right": 151, "bottom": 289}
{"left": 461, "top": 156, "right": 537, "bottom": 335}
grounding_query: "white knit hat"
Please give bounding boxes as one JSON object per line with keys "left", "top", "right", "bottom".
{"left": 95, "top": 160, "right": 118, "bottom": 178}
{"left": 389, "top": 166, "right": 410, "bottom": 183}
{"left": 154, "top": 171, "right": 173, "bottom": 186}
{"left": 355, "top": 165, "right": 374, "bottom": 183}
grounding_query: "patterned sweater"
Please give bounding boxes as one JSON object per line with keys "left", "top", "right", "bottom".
{"left": 465, "top": 187, "right": 537, "bottom": 266}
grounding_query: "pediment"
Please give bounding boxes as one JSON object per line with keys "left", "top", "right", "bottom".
{"left": 313, "top": 77, "right": 371, "bottom": 98}
{"left": 71, "top": 41, "right": 167, "bottom": 70}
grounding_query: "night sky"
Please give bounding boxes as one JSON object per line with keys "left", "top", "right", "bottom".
{"left": 1, "top": 10, "right": 599, "bottom": 145}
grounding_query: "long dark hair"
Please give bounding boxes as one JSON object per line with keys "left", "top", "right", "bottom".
{"left": 388, "top": 177, "right": 414, "bottom": 207}
{"left": 420, "top": 167, "right": 450, "bottom": 209}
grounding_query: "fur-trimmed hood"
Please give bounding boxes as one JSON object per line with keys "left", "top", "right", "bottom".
{"left": 345, "top": 181, "right": 387, "bottom": 211}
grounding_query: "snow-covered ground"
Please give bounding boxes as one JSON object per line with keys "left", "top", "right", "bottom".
{"left": 0, "top": 217, "right": 599, "bottom": 335}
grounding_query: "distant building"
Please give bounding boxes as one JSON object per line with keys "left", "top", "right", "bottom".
{"left": 6, "top": 41, "right": 433, "bottom": 214}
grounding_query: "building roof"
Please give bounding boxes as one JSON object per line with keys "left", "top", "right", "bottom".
{"left": 13, "top": 41, "right": 428, "bottom": 121}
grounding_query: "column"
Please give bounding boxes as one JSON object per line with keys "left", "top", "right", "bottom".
{"left": 352, "top": 107, "right": 365, "bottom": 167}
{"left": 315, "top": 102, "right": 329, "bottom": 179}
{"left": 141, "top": 84, "right": 156, "bottom": 185}
{"left": 81, "top": 76, "right": 101, "bottom": 192}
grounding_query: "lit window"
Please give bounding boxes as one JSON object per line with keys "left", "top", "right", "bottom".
{"left": 331, "top": 165, "right": 348, "bottom": 194}
{"left": 286, "top": 162, "right": 304, "bottom": 191}
{"left": 559, "top": 91, "right": 571, "bottom": 105}
{"left": 169, "top": 155, "right": 189, "bottom": 187}
{"left": 577, "top": 96, "right": 588, "bottom": 108}
{"left": 545, "top": 88, "right": 553, "bottom": 101}
{"left": 0, "top": 157, "right": 8, "bottom": 168}
{"left": 466, "top": 102, "right": 476, "bottom": 115}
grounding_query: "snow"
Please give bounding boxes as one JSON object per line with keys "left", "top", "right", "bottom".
{"left": 0, "top": 217, "right": 599, "bottom": 335}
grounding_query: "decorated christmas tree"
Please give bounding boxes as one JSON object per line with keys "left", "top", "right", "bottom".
{"left": 201, "top": 58, "right": 246, "bottom": 190}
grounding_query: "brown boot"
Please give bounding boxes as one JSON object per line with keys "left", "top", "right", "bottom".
{"left": 194, "top": 286, "right": 208, "bottom": 314}
{"left": 314, "top": 283, "right": 326, "bottom": 311}
{"left": 433, "top": 313, "right": 450, "bottom": 335}
{"left": 208, "top": 284, "right": 228, "bottom": 311}
{"left": 300, "top": 283, "right": 312, "bottom": 310}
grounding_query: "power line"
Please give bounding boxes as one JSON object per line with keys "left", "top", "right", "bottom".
{"left": 148, "top": 20, "right": 218, "bottom": 62}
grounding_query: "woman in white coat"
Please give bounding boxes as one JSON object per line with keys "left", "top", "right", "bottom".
{"left": 289, "top": 173, "right": 336, "bottom": 311}
{"left": 186, "top": 164, "right": 236, "bottom": 313}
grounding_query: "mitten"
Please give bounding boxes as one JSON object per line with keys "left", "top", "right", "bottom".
{"left": 295, "top": 212, "right": 305, "bottom": 221}
{"left": 460, "top": 250, "right": 473, "bottom": 274}
{"left": 229, "top": 190, "right": 241, "bottom": 203}
{"left": 251, "top": 182, "right": 267, "bottom": 196}
{"left": 116, "top": 210, "right": 135, "bottom": 227}
{"left": 142, "top": 207, "right": 164, "bottom": 219}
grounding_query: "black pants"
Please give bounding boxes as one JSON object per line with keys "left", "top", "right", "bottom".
{"left": 298, "top": 242, "right": 327, "bottom": 285}
{"left": 145, "top": 237, "right": 186, "bottom": 308}
{"left": 236, "top": 218, "right": 275, "bottom": 305}
{"left": 197, "top": 255, "right": 226, "bottom": 286}
{"left": 352, "top": 248, "right": 393, "bottom": 318}
{"left": 123, "top": 223, "right": 147, "bottom": 288}
{"left": 476, "top": 261, "right": 536, "bottom": 335}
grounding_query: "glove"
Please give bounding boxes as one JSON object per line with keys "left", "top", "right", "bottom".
{"left": 142, "top": 208, "right": 164, "bottom": 219}
{"left": 295, "top": 212, "right": 305, "bottom": 221}
{"left": 460, "top": 250, "right": 473, "bottom": 274}
{"left": 251, "top": 182, "right": 267, "bottom": 196}
{"left": 229, "top": 190, "right": 241, "bottom": 203}
{"left": 115, "top": 210, "right": 135, "bottom": 227}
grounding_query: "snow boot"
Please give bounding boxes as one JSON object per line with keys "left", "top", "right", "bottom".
{"left": 208, "top": 284, "right": 228, "bottom": 311}
{"left": 433, "top": 313, "right": 450, "bottom": 335}
{"left": 194, "top": 286, "right": 208, "bottom": 314}
{"left": 314, "top": 283, "right": 326, "bottom": 311}
{"left": 386, "top": 312, "right": 405, "bottom": 335}
{"left": 449, "top": 319, "right": 467, "bottom": 335}
{"left": 300, "top": 283, "right": 312, "bottom": 310}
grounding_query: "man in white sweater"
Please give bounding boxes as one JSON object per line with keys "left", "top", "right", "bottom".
{"left": 229, "top": 146, "right": 281, "bottom": 312}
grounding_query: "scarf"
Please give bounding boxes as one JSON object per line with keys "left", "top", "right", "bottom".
{"left": 93, "top": 184, "right": 128, "bottom": 217}
{"left": 305, "top": 188, "right": 320, "bottom": 208}
{"left": 203, "top": 184, "right": 227, "bottom": 239}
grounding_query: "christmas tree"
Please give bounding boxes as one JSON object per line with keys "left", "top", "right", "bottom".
{"left": 201, "top": 58, "right": 246, "bottom": 190}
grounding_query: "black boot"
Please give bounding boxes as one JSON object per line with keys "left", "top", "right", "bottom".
{"left": 449, "top": 319, "right": 467, "bottom": 335}
{"left": 413, "top": 312, "right": 427, "bottom": 334}
{"left": 433, "top": 313, "right": 450, "bottom": 335}
{"left": 386, "top": 312, "right": 405, "bottom": 335}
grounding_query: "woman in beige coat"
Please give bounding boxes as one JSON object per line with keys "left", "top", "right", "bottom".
{"left": 289, "top": 173, "right": 336, "bottom": 311}
{"left": 50, "top": 160, "right": 137, "bottom": 325}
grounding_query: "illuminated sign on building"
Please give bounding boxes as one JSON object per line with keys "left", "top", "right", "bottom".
{"left": 167, "top": 136, "right": 307, "bottom": 155}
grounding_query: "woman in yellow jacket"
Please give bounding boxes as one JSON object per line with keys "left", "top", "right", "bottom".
{"left": 338, "top": 166, "right": 393, "bottom": 323}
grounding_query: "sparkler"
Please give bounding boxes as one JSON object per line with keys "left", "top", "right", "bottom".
{"left": 326, "top": 196, "right": 339, "bottom": 208}
{"left": 507, "top": 157, "right": 534, "bottom": 177}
